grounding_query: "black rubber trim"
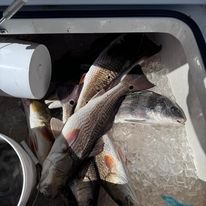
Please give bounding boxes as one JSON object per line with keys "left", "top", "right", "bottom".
{"left": 0, "top": 6, "right": 205, "bottom": 68}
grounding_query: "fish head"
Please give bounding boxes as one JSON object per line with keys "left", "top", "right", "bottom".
{"left": 67, "top": 84, "right": 82, "bottom": 106}
{"left": 57, "top": 84, "right": 82, "bottom": 111}
{"left": 149, "top": 93, "right": 186, "bottom": 125}
{"left": 39, "top": 137, "right": 72, "bottom": 198}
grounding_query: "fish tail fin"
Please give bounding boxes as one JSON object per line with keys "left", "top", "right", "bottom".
{"left": 121, "top": 73, "right": 154, "bottom": 92}
{"left": 142, "top": 35, "right": 162, "bottom": 57}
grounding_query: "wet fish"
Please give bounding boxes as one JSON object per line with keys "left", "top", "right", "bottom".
{"left": 45, "top": 83, "right": 82, "bottom": 123}
{"left": 75, "top": 34, "right": 161, "bottom": 111}
{"left": 95, "top": 134, "right": 138, "bottom": 206}
{"left": 50, "top": 118, "right": 100, "bottom": 206}
{"left": 69, "top": 159, "right": 100, "bottom": 206}
{"left": 161, "top": 195, "right": 192, "bottom": 206}
{"left": 22, "top": 99, "right": 54, "bottom": 165}
{"left": 57, "top": 84, "right": 82, "bottom": 123}
{"left": 39, "top": 71, "right": 154, "bottom": 198}
{"left": 115, "top": 91, "right": 186, "bottom": 125}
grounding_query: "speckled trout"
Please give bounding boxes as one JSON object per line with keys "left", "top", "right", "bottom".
{"left": 39, "top": 73, "right": 154, "bottom": 198}
{"left": 75, "top": 34, "right": 161, "bottom": 111}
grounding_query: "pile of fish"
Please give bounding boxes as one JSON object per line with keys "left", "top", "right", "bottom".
{"left": 22, "top": 34, "right": 186, "bottom": 206}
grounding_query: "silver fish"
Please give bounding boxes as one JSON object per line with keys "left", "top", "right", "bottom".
{"left": 39, "top": 72, "right": 153, "bottom": 198}
{"left": 22, "top": 99, "right": 54, "bottom": 165}
{"left": 75, "top": 34, "right": 161, "bottom": 111}
{"left": 115, "top": 91, "right": 186, "bottom": 125}
{"left": 95, "top": 134, "right": 138, "bottom": 206}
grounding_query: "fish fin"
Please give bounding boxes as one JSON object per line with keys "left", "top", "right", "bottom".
{"left": 44, "top": 92, "right": 59, "bottom": 104}
{"left": 50, "top": 118, "right": 64, "bottom": 138}
{"left": 89, "top": 138, "right": 104, "bottom": 157}
{"left": 141, "top": 35, "right": 162, "bottom": 57}
{"left": 48, "top": 100, "right": 62, "bottom": 109}
{"left": 79, "top": 73, "right": 86, "bottom": 84}
{"left": 64, "top": 128, "right": 80, "bottom": 145}
{"left": 121, "top": 73, "right": 154, "bottom": 91}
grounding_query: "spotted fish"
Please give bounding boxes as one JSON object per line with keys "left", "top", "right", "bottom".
{"left": 75, "top": 34, "right": 161, "bottom": 111}
{"left": 95, "top": 134, "right": 139, "bottom": 206}
{"left": 50, "top": 118, "right": 101, "bottom": 206}
{"left": 45, "top": 83, "right": 82, "bottom": 124}
{"left": 39, "top": 71, "right": 154, "bottom": 198}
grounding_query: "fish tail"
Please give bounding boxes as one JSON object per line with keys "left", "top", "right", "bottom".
{"left": 141, "top": 35, "right": 162, "bottom": 57}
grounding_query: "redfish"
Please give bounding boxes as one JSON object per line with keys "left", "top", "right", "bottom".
{"left": 75, "top": 34, "right": 161, "bottom": 111}
{"left": 50, "top": 118, "right": 101, "bottom": 206}
{"left": 39, "top": 72, "right": 153, "bottom": 198}
{"left": 95, "top": 134, "right": 139, "bottom": 206}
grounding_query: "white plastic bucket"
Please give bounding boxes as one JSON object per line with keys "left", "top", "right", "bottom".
{"left": 0, "top": 38, "right": 52, "bottom": 99}
{"left": 0, "top": 133, "right": 36, "bottom": 206}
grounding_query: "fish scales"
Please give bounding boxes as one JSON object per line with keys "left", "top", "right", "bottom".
{"left": 75, "top": 34, "right": 161, "bottom": 111}
{"left": 95, "top": 134, "right": 138, "bottom": 205}
{"left": 39, "top": 73, "right": 153, "bottom": 198}
{"left": 65, "top": 84, "right": 127, "bottom": 158}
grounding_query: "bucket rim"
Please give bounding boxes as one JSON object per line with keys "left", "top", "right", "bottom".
{"left": 0, "top": 133, "right": 26, "bottom": 206}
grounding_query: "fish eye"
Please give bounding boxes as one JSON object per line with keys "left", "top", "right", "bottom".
{"left": 129, "top": 86, "right": 134, "bottom": 90}
{"left": 69, "top": 100, "right": 75, "bottom": 105}
{"left": 171, "top": 106, "right": 177, "bottom": 112}
{"left": 108, "top": 76, "right": 111, "bottom": 79}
